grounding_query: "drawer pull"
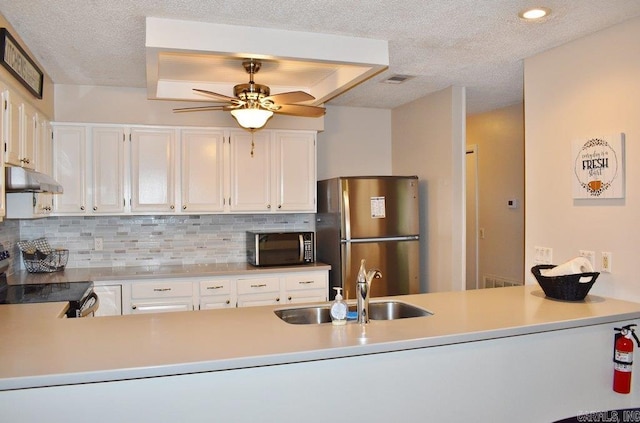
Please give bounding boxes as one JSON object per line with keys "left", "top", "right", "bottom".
{"left": 226, "top": 300, "right": 230, "bottom": 305}
{"left": 250, "top": 283, "right": 267, "bottom": 288}
{"left": 153, "top": 288, "right": 172, "bottom": 292}
{"left": 206, "top": 285, "right": 224, "bottom": 290}
{"left": 298, "top": 280, "right": 314, "bottom": 285}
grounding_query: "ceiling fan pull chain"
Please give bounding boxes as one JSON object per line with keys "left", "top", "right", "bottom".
{"left": 251, "top": 131, "right": 255, "bottom": 157}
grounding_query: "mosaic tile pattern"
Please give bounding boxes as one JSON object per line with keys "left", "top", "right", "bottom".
{"left": 10, "top": 214, "right": 314, "bottom": 271}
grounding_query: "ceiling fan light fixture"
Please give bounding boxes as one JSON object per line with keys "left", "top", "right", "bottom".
{"left": 230, "top": 108, "right": 274, "bottom": 130}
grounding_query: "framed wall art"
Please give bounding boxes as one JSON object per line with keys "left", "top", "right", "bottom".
{"left": 0, "top": 28, "right": 43, "bottom": 99}
{"left": 572, "top": 133, "right": 625, "bottom": 199}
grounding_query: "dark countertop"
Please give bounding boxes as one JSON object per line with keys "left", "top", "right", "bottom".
{"left": 4, "top": 262, "right": 332, "bottom": 285}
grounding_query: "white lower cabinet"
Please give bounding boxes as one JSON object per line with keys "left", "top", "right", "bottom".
{"left": 283, "top": 272, "right": 328, "bottom": 304}
{"left": 114, "top": 269, "right": 328, "bottom": 315}
{"left": 198, "top": 278, "right": 235, "bottom": 310}
{"left": 93, "top": 284, "right": 123, "bottom": 316}
{"left": 126, "top": 280, "right": 194, "bottom": 314}
{"left": 236, "top": 276, "right": 281, "bottom": 307}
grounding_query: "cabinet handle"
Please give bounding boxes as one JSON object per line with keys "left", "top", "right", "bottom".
{"left": 299, "top": 280, "right": 314, "bottom": 285}
{"left": 225, "top": 300, "right": 230, "bottom": 305}
{"left": 170, "top": 205, "right": 175, "bottom": 210}
{"left": 276, "top": 297, "right": 280, "bottom": 302}
{"left": 182, "top": 205, "right": 187, "bottom": 210}
{"left": 153, "top": 288, "right": 172, "bottom": 292}
{"left": 278, "top": 205, "right": 282, "bottom": 209}
{"left": 93, "top": 206, "right": 98, "bottom": 211}
{"left": 266, "top": 204, "right": 271, "bottom": 209}
{"left": 80, "top": 206, "right": 85, "bottom": 211}
{"left": 207, "top": 285, "right": 224, "bottom": 290}
{"left": 132, "top": 305, "right": 137, "bottom": 310}
{"left": 250, "top": 283, "right": 267, "bottom": 288}
{"left": 288, "top": 296, "right": 292, "bottom": 301}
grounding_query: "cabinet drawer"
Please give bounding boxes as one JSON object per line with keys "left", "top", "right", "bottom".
{"left": 131, "top": 281, "right": 192, "bottom": 299}
{"left": 199, "top": 279, "right": 232, "bottom": 296}
{"left": 283, "top": 273, "right": 327, "bottom": 291}
{"left": 237, "top": 277, "right": 279, "bottom": 295}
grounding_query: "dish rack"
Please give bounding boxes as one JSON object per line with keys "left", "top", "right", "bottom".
{"left": 17, "top": 238, "right": 69, "bottom": 273}
{"left": 0, "top": 243, "right": 10, "bottom": 275}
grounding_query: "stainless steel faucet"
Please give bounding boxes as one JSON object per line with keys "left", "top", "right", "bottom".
{"left": 356, "top": 260, "right": 382, "bottom": 324}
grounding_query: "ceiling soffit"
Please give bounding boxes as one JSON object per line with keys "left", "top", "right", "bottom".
{"left": 146, "top": 17, "right": 389, "bottom": 106}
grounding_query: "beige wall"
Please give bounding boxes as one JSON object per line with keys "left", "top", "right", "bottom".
{"left": 0, "top": 14, "right": 54, "bottom": 118}
{"left": 467, "top": 103, "right": 524, "bottom": 285}
{"left": 316, "top": 105, "right": 392, "bottom": 179}
{"left": 54, "top": 84, "right": 323, "bottom": 131}
{"left": 392, "top": 86, "right": 466, "bottom": 292}
{"left": 524, "top": 16, "right": 640, "bottom": 300}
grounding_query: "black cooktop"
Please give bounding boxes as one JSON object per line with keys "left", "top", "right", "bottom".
{"left": 0, "top": 281, "right": 93, "bottom": 305}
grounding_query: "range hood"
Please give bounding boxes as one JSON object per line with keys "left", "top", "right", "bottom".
{"left": 5, "top": 167, "right": 64, "bottom": 194}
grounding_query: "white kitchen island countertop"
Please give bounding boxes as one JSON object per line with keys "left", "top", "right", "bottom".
{"left": 2, "top": 285, "right": 640, "bottom": 391}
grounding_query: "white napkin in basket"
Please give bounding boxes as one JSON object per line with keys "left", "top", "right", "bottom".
{"left": 540, "top": 257, "right": 594, "bottom": 282}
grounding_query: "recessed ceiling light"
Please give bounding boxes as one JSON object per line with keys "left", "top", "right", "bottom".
{"left": 518, "top": 7, "right": 551, "bottom": 20}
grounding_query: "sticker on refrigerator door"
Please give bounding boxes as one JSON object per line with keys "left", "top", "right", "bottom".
{"left": 370, "top": 197, "right": 386, "bottom": 218}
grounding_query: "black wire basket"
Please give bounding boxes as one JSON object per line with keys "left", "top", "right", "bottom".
{"left": 531, "top": 264, "right": 599, "bottom": 301}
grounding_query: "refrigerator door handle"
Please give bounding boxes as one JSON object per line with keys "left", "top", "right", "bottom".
{"left": 343, "top": 241, "right": 352, "bottom": 295}
{"left": 342, "top": 187, "right": 351, "bottom": 240}
{"left": 346, "top": 235, "right": 420, "bottom": 243}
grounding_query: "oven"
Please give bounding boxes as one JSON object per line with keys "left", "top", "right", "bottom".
{"left": 0, "top": 281, "right": 100, "bottom": 318}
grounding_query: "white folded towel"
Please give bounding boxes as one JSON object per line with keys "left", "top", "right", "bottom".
{"left": 540, "top": 257, "right": 594, "bottom": 282}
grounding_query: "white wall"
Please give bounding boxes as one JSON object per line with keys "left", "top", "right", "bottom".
{"left": 392, "top": 86, "right": 466, "bottom": 293}
{"left": 524, "top": 16, "right": 640, "bottom": 301}
{"left": 467, "top": 103, "right": 524, "bottom": 285}
{"left": 316, "top": 105, "right": 392, "bottom": 179}
{"left": 54, "top": 84, "right": 323, "bottom": 131}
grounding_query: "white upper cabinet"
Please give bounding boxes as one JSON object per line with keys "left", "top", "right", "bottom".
{"left": 92, "top": 126, "right": 125, "bottom": 214}
{"left": 229, "top": 130, "right": 316, "bottom": 213}
{"left": 53, "top": 125, "right": 87, "bottom": 214}
{"left": 3, "top": 89, "right": 41, "bottom": 170}
{"left": 4, "top": 89, "right": 22, "bottom": 166}
{"left": 273, "top": 131, "right": 316, "bottom": 212}
{"left": 180, "top": 129, "right": 225, "bottom": 213}
{"left": 229, "top": 130, "right": 272, "bottom": 212}
{"left": 130, "top": 127, "right": 177, "bottom": 213}
{"left": 36, "top": 117, "right": 53, "bottom": 175}
{"left": 50, "top": 124, "right": 316, "bottom": 216}
{"left": 53, "top": 124, "right": 126, "bottom": 215}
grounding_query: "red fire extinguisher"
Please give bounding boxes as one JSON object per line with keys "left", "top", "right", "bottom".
{"left": 613, "top": 324, "right": 640, "bottom": 394}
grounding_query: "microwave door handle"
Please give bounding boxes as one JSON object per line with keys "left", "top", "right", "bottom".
{"left": 299, "top": 234, "right": 304, "bottom": 262}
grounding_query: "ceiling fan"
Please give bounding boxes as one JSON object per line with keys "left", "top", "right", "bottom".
{"left": 174, "top": 59, "right": 326, "bottom": 130}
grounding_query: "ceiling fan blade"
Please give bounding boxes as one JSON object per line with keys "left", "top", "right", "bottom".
{"left": 173, "top": 105, "right": 228, "bottom": 113}
{"left": 263, "top": 91, "right": 315, "bottom": 105}
{"left": 193, "top": 88, "right": 237, "bottom": 103}
{"left": 275, "top": 104, "right": 326, "bottom": 118}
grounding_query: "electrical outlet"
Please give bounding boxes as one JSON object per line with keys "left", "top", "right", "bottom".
{"left": 601, "top": 251, "right": 612, "bottom": 273}
{"left": 579, "top": 250, "right": 595, "bottom": 269}
{"left": 94, "top": 237, "right": 103, "bottom": 251}
{"left": 534, "top": 246, "right": 553, "bottom": 265}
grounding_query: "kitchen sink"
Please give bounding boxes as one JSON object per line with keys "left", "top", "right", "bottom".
{"left": 274, "top": 300, "right": 432, "bottom": 325}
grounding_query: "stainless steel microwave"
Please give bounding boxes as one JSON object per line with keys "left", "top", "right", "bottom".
{"left": 246, "top": 231, "right": 314, "bottom": 266}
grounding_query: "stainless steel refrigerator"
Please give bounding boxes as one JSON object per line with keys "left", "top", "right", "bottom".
{"left": 316, "top": 176, "right": 420, "bottom": 300}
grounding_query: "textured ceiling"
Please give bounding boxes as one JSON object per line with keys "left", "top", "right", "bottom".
{"left": 1, "top": 0, "right": 640, "bottom": 114}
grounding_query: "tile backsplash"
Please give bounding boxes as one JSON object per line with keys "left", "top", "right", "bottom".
{"left": 5, "top": 214, "right": 314, "bottom": 272}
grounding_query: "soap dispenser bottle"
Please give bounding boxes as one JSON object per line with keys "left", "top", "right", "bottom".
{"left": 330, "top": 287, "right": 348, "bottom": 325}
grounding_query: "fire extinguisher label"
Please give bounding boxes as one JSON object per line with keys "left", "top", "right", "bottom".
{"left": 615, "top": 350, "right": 633, "bottom": 363}
{"left": 614, "top": 362, "right": 633, "bottom": 373}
